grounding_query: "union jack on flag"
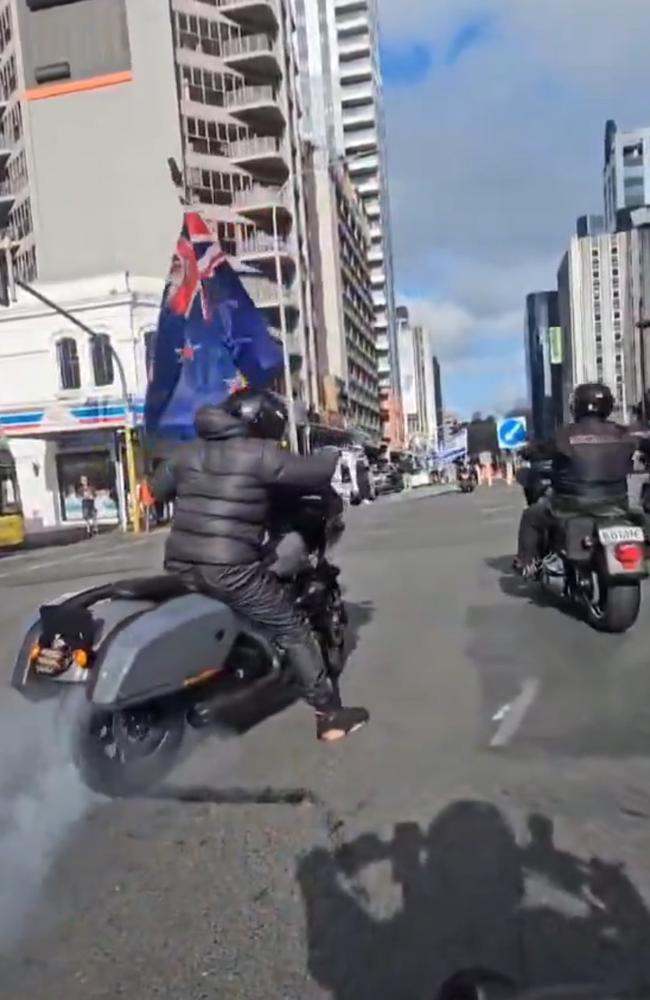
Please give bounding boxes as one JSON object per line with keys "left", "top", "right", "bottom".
{"left": 144, "top": 211, "right": 283, "bottom": 440}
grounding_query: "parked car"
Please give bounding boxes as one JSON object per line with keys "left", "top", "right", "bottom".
{"left": 372, "top": 462, "right": 404, "bottom": 495}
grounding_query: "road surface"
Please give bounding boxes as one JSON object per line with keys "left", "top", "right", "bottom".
{"left": 2, "top": 485, "right": 650, "bottom": 999}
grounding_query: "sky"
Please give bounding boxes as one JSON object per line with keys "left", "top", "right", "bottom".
{"left": 377, "top": 0, "right": 650, "bottom": 418}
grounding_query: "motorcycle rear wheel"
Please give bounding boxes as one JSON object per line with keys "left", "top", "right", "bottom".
{"left": 67, "top": 694, "right": 185, "bottom": 797}
{"left": 321, "top": 588, "right": 347, "bottom": 678}
{"left": 584, "top": 574, "right": 641, "bottom": 634}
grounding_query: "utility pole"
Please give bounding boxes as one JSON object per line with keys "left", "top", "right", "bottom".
{"left": 272, "top": 198, "right": 298, "bottom": 452}
{"left": 0, "top": 242, "right": 141, "bottom": 534}
{"left": 637, "top": 298, "right": 650, "bottom": 423}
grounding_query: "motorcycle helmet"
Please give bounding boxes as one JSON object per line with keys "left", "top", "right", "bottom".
{"left": 571, "top": 382, "right": 614, "bottom": 420}
{"left": 222, "top": 388, "right": 288, "bottom": 440}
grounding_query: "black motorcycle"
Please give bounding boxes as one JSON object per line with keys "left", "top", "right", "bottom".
{"left": 538, "top": 507, "right": 647, "bottom": 633}
{"left": 11, "top": 493, "right": 347, "bottom": 797}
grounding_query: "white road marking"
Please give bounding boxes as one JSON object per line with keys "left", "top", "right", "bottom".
{"left": 483, "top": 504, "right": 518, "bottom": 515}
{"left": 489, "top": 678, "right": 540, "bottom": 747}
{"left": 0, "top": 535, "right": 155, "bottom": 580}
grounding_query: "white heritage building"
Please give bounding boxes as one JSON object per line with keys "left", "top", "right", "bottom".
{"left": 0, "top": 273, "right": 162, "bottom": 530}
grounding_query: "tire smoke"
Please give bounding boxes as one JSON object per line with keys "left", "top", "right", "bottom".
{"left": 0, "top": 692, "right": 93, "bottom": 951}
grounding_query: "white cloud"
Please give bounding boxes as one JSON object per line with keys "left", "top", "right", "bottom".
{"left": 377, "top": 0, "right": 650, "bottom": 411}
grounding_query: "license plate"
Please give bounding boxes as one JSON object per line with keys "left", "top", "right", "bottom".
{"left": 598, "top": 525, "right": 645, "bottom": 545}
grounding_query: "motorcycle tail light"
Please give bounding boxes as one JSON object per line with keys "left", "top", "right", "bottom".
{"left": 615, "top": 543, "right": 644, "bottom": 570}
{"left": 72, "top": 649, "right": 91, "bottom": 669}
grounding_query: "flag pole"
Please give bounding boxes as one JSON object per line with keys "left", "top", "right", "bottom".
{"left": 12, "top": 275, "right": 141, "bottom": 534}
{"left": 272, "top": 203, "right": 298, "bottom": 452}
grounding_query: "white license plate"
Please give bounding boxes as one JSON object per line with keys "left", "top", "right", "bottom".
{"left": 598, "top": 525, "right": 645, "bottom": 545}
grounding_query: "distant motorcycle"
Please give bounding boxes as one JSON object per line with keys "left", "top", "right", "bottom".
{"left": 538, "top": 508, "right": 647, "bottom": 633}
{"left": 457, "top": 468, "right": 478, "bottom": 494}
{"left": 11, "top": 494, "right": 347, "bottom": 797}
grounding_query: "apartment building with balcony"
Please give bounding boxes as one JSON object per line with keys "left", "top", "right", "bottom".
{"left": 304, "top": 144, "right": 380, "bottom": 437}
{"left": 295, "top": 0, "right": 400, "bottom": 441}
{"left": 2, "top": 0, "right": 316, "bottom": 407}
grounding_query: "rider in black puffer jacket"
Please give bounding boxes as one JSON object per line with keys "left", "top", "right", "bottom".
{"left": 151, "top": 389, "right": 369, "bottom": 743}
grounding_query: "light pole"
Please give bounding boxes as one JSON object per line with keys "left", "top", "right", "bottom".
{"left": 271, "top": 192, "right": 299, "bottom": 452}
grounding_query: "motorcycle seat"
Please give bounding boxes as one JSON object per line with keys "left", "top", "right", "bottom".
{"left": 111, "top": 574, "right": 190, "bottom": 602}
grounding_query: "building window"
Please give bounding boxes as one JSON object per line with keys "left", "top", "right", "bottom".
{"left": 56, "top": 337, "right": 81, "bottom": 390}
{"left": 91, "top": 333, "right": 114, "bottom": 387}
{"left": 143, "top": 328, "right": 156, "bottom": 379}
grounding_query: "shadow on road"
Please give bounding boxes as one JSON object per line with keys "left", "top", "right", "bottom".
{"left": 297, "top": 799, "right": 650, "bottom": 1000}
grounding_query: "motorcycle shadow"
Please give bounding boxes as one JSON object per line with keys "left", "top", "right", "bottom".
{"left": 484, "top": 557, "right": 583, "bottom": 623}
{"left": 297, "top": 800, "right": 650, "bottom": 1000}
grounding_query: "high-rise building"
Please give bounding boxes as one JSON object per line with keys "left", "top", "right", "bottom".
{"left": 397, "top": 306, "right": 438, "bottom": 446}
{"left": 604, "top": 119, "right": 650, "bottom": 231}
{"left": 295, "top": 0, "right": 400, "bottom": 440}
{"left": 303, "top": 144, "right": 380, "bottom": 436}
{"left": 557, "top": 228, "right": 632, "bottom": 421}
{"left": 524, "top": 291, "right": 564, "bottom": 441}
{"left": 3, "top": 0, "right": 317, "bottom": 406}
{"left": 432, "top": 355, "right": 443, "bottom": 447}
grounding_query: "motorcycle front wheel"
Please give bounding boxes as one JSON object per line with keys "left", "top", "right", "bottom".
{"left": 67, "top": 694, "right": 185, "bottom": 797}
{"left": 583, "top": 573, "right": 641, "bottom": 634}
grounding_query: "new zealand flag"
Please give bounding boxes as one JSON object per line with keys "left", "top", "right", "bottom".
{"left": 144, "top": 212, "right": 283, "bottom": 440}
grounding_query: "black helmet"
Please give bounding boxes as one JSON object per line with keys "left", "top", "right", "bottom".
{"left": 572, "top": 382, "right": 614, "bottom": 420}
{"left": 222, "top": 388, "right": 287, "bottom": 440}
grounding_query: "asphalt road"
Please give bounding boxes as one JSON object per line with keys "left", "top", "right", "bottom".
{"left": 3, "top": 485, "right": 650, "bottom": 999}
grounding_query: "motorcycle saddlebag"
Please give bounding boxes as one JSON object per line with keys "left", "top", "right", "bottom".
{"left": 561, "top": 516, "right": 596, "bottom": 565}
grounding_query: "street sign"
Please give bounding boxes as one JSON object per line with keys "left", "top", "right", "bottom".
{"left": 497, "top": 416, "right": 528, "bottom": 450}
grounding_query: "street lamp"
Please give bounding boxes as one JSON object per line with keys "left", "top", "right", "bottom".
{"left": 271, "top": 185, "right": 299, "bottom": 453}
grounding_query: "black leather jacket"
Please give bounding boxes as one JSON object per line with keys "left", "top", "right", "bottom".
{"left": 526, "top": 417, "right": 650, "bottom": 503}
{"left": 152, "top": 406, "right": 337, "bottom": 566}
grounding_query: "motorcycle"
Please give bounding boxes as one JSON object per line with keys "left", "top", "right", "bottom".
{"left": 11, "top": 493, "right": 348, "bottom": 797}
{"left": 538, "top": 507, "right": 648, "bottom": 633}
{"left": 457, "top": 468, "right": 478, "bottom": 494}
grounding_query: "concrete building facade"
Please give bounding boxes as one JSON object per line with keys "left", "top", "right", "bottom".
{"left": 557, "top": 229, "right": 632, "bottom": 421}
{"left": 397, "top": 306, "right": 438, "bottom": 447}
{"left": 3, "top": 0, "right": 317, "bottom": 406}
{"left": 303, "top": 144, "right": 380, "bottom": 437}
{"left": 604, "top": 119, "right": 650, "bottom": 231}
{"left": 295, "top": 0, "right": 400, "bottom": 439}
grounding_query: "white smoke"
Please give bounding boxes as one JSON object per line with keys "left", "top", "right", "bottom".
{"left": 0, "top": 691, "right": 94, "bottom": 951}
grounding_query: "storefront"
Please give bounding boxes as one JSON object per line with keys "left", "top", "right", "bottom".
{"left": 0, "top": 398, "right": 143, "bottom": 530}
{"left": 55, "top": 433, "right": 120, "bottom": 524}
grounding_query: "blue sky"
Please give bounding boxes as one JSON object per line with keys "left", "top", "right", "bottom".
{"left": 377, "top": 0, "right": 650, "bottom": 417}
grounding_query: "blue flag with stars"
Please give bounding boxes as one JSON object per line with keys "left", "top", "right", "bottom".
{"left": 144, "top": 211, "right": 284, "bottom": 440}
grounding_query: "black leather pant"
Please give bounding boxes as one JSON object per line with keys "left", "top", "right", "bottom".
{"left": 171, "top": 561, "right": 336, "bottom": 711}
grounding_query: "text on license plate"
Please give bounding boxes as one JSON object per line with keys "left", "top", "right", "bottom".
{"left": 599, "top": 525, "right": 645, "bottom": 545}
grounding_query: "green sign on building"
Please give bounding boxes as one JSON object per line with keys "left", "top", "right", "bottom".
{"left": 549, "top": 327, "right": 563, "bottom": 365}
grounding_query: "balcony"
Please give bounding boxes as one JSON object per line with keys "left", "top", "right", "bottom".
{"left": 232, "top": 184, "right": 292, "bottom": 225}
{"left": 215, "top": 0, "right": 279, "bottom": 31}
{"left": 237, "top": 232, "right": 295, "bottom": 271}
{"left": 228, "top": 136, "right": 289, "bottom": 182}
{"left": 242, "top": 274, "right": 299, "bottom": 311}
{"left": 225, "top": 85, "right": 285, "bottom": 130}
{"left": 221, "top": 34, "right": 282, "bottom": 78}
{"left": 338, "top": 34, "right": 371, "bottom": 62}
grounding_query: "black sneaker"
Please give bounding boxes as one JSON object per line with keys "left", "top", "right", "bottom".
{"left": 316, "top": 706, "right": 369, "bottom": 742}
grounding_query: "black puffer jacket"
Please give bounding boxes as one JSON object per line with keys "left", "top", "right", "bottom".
{"left": 152, "top": 406, "right": 338, "bottom": 566}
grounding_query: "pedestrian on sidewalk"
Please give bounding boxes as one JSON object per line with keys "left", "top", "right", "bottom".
{"left": 78, "top": 476, "right": 98, "bottom": 537}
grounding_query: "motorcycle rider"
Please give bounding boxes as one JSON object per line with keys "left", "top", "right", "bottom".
{"left": 151, "top": 388, "right": 369, "bottom": 742}
{"left": 515, "top": 382, "right": 650, "bottom": 576}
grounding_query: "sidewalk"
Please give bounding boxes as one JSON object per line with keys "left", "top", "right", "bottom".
{"left": 21, "top": 523, "right": 118, "bottom": 550}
